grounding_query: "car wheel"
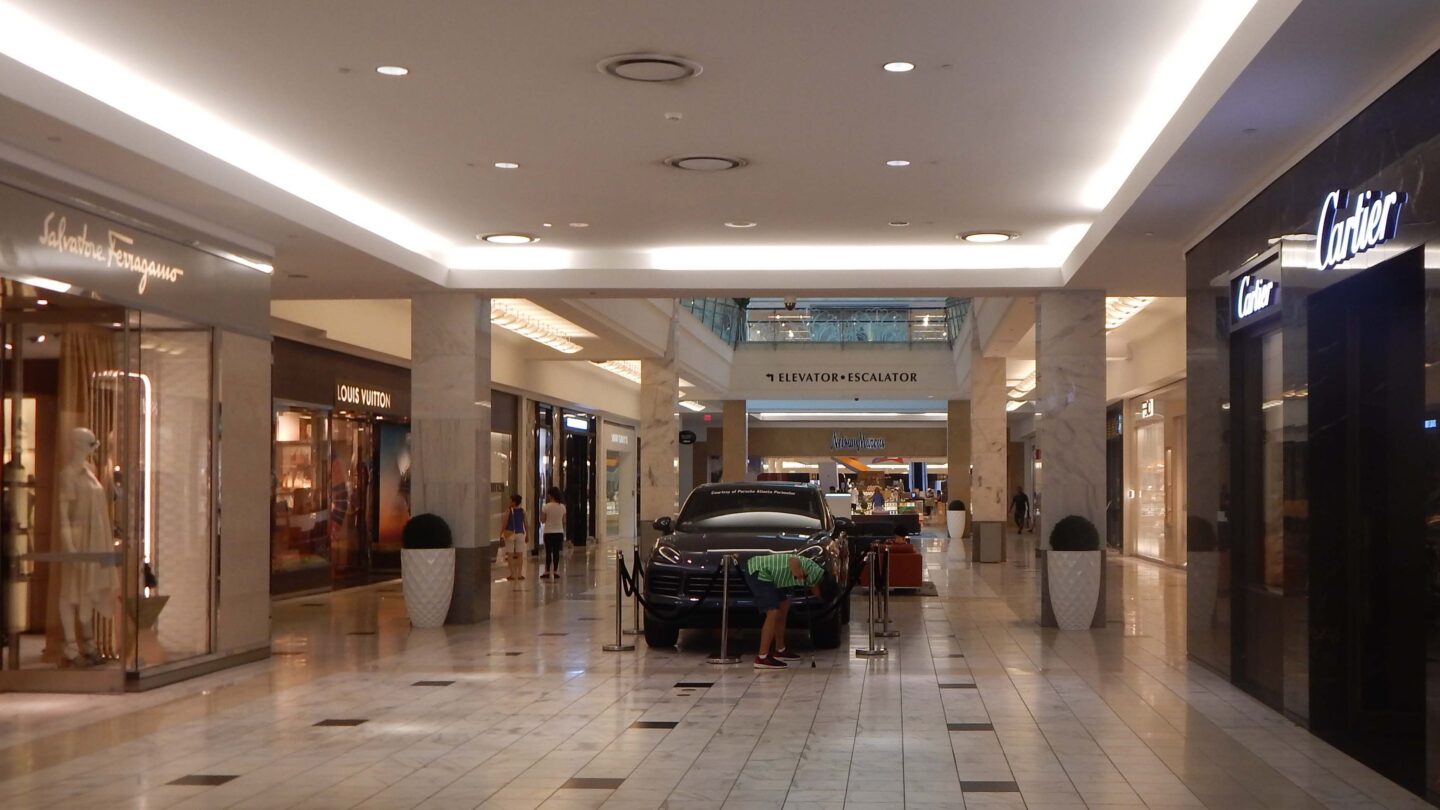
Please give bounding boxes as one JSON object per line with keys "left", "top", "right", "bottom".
{"left": 644, "top": 614, "right": 679, "bottom": 648}
{"left": 810, "top": 609, "right": 843, "bottom": 649}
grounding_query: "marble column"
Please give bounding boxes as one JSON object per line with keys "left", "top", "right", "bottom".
{"left": 721, "top": 400, "right": 747, "bottom": 483}
{"left": 818, "top": 460, "right": 840, "bottom": 491}
{"left": 640, "top": 316, "right": 680, "bottom": 536}
{"left": 1035, "top": 290, "right": 1105, "bottom": 547}
{"left": 970, "top": 337, "right": 1009, "bottom": 525}
{"left": 946, "top": 400, "right": 971, "bottom": 511}
{"left": 411, "top": 292, "right": 492, "bottom": 624}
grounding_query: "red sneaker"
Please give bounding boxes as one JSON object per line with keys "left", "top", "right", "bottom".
{"left": 773, "top": 648, "right": 801, "bottom": 661}
{"left": 753, "top": 656, "right": 787, "bottom": 670}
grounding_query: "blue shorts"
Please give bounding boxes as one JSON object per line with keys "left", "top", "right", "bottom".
{"left": 741, "top": 568, "right": 785, "bottom": 614}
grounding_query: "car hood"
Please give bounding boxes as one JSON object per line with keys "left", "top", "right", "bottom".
{"left": 663, "top": 530, "right": 823, "bottom": 554}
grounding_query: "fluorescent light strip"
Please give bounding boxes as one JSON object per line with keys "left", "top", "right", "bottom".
{"left": 490, "top": 300, "right": 582, "bottom": 354}
{"left": 678, "top": 400, "right": 707, "bottom": 412}
{"left": 1079, "top": 0, "right": 1258, "bottom": 210}
{"left": 1008, "top": 371, "right": 1036, "bottom": 400}
{"left": 650, "top": 244, "right": 1067, "bottom": 271}
{"left": 491, "top": 299, "right": 593, "bottom": 337}
{"left": 591, "top": 360, "right": 642, "bottom": 384}
{"left": 0, "top": 3, "right": 450, "bottom": 259}
{"left": 1105, "top": 296, "right": 1155, "bottom": 330}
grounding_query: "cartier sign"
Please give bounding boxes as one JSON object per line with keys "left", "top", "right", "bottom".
{"left": 1233, "top": 273, "right": 1278, "bottom": 323}
{"left": 1315, "top": 188, "right": 1406, "bottom": 271}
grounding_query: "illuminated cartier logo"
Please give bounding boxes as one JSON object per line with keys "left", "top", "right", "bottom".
{"left": 1315, "top": 189, "right": 1406, "bottom": 271}
{"left": 1234, "top": 275, "right": 1275, "bottom": 321}
{"left": 39, "top": 212, "right": 185, "bottom": 294}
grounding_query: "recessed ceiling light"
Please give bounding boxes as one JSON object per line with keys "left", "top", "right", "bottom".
{"left": 664, "top": 155, "right": 748, "bottom": 172}
{"left": 541, "top": 223, "right": 553, "bottom": 228}
{"left": 724, "top": 221, "right": 757, "bottom": 229}
{"left": 888, "top": 221, "right": 910, "bottom": 227}
{"left": 568, "top": 222, "right": 589, "bottom": 228}
{"left": 598, "top": 53, "right": 702, "bottom": 83}
{"left": 958, "top": 231, "right": 1017, "bottom": 243}
{"left": 375, "top": 65, "right": 409, "bottom": 77}
{"left": 886, "top": 160, "right": 911, "bottom": 167}
{"left": 883, "top": 62, "right": 916, "bottom": 73}
{"left": 478, "top": 233, "right": 538, "bottom": 244}
{"left": 494, "top": 161, "right": 520, "bottom": 169}
{"left": 35, "top": 299, "right": 48, "bottom": 306}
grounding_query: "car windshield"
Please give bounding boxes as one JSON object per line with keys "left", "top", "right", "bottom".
{"left": 677, "top": 487, "right": 825, "bottom": 531}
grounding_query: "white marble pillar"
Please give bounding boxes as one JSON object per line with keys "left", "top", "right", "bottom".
{"left": 946, "top": 400, "right": 971, "bottom": 511}
{"left": 970, "top": 336, "right": 1009, "bottom": 525}
{"left": 721, "top": 400, "right": 747, "bottom": 483}
{"left": 640, "top": 316, "right": 680, "bottom": 534}
{"left": 1035, "top": 290, "right": 1105, "bottom": 547}
{"left": 411, "top": 292, "right": 492, "bottom": 624}
{"left": 818, "top": 460, "right": 840, "bottom": 491}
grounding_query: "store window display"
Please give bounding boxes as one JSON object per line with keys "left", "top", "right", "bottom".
{"left": 1125, "top": 380, "right": 1188, "bottom": 566}
{"left": 3, "top": 285, "right": 215, "bottom": 677}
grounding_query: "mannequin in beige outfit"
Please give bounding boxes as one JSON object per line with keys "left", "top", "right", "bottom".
{"left": 58, "top": 427, "right": 117, "bottom": 667}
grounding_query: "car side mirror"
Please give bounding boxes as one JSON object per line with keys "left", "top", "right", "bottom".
{"left": 652, "top": 516, "right": 674, "bottom": 534}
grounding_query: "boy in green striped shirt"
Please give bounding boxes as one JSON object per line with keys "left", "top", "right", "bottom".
{"left": 742, "top": 553, "right": 824, "bottom": 669}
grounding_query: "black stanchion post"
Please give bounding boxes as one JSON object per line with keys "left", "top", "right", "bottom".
{"left": 625, "top": 542, "right": 642, "bottom": 636}
{"left": 855, "top": 551, "right": 887, "bottom": 658}
{"left": 707, "top": 554, "right": 741, "bottom": 665}
{"left": 603, "top": 549, "right": 635, "bottom": 652}
{"left": 878, "top": 545, "right": 899, "bottom": 638}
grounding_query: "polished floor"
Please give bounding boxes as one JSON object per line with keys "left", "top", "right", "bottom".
{"left": 0, "top": 535, "right": 1427, "bottom": 809}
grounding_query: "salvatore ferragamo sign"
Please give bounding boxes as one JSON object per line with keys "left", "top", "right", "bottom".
{"left": 0, "top": 179, "right": 270, "bottom": 337}
{"left": 39, "top": 212, "right": 185, "bottom": 294}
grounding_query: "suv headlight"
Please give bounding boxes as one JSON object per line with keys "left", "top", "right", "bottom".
{"left": 655, "top": 545, "right": 682, "bottom": 564}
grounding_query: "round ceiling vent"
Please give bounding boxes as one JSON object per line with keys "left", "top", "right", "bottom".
{"left": 598, "top": 53, "right": 702, "bottom": 82}
{"left": 664, "top": 154, "right": 748, "bottom": 172}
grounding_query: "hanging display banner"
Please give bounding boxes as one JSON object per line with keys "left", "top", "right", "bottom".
{"left": 1315, "top": 188, "right": 1407, "bottom": 271}
{"left": 0, "top": 179, "right": 270, "bottom": 336}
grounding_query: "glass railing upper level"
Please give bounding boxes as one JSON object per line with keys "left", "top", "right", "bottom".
{"left": 745, "top": 307, "right": 950, "bottom": 345}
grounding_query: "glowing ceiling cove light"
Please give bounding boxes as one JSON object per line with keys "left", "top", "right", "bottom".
{"left": 679, "top": 400, "right": 707, "bottom": 412}
{"left": 490, "top": 299, "right": 584, "bottom": 353}
{"left": 1079, "top": 0, "right": 1258, "bottom": 210}
{"left": 0, "top": 3, "right": 450, "bottom": 258}
{"left": 592, "top": 360, "right": 642, "bottom": 384}
{"left": 1105, "top": 296, "right": 1155, "bottom": 330}
{"left": 649, "top": 244, "right": 1067, "bottom": 271}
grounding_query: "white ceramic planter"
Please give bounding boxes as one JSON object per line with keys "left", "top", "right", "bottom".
{"left": 401, "top": 548, "right": 455, "bottom": 628}
{"left": 1046, "top": 550, "right": 1101, "bottom": 630}
{"left": 945, "top": 508, "right": 967, "bottom": 541}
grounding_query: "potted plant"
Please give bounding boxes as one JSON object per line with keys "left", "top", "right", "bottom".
{"left": 401, "top": 513, "right": 454, "bottom": 628}
{"left": 945, "top": 498, "right": 967, "bottom": 542}
{"left": 1045, "top": 515, "right": 1102, "bottom": 630}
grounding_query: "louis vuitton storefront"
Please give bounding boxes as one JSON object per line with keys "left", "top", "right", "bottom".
{"left": 0, "top": 168, "right": 272, "bottom": 692}
{"left": 1186, "top": 52, "right": 1440, "bottom": 801}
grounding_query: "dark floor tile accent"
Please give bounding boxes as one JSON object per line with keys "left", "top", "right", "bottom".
{"left": 561, "top": 777, "right": 626, "bottom": 790}
{"left": 630, "top": 721, "right": 679, "bottom": 729}
{"left": 539, "top": 632, "right": 569, "bottom": 636}
{"left": 961, "top": 781, "right": 1020, "bottom": 793}
{"left": 314, "top": 718, "right": 368, "bottom": 727}
{"left": 271, "top": 651, "right": 305, "bottom": 656}
{"left": 939, "top": 683, "right": 978, "bottom": 689}
{"left": 300, "top": 603, "right": 324, "bottom": 607}
{"left": 168, "top": 774, "right": 238, "bottom": 786}
{"left": 489, "top": 651, "right": 524, "bottom": 656}
{"left": 675, "top": 682, "right": 714, "bottom": 688}
{"left": 412, "top": 680, "right": 454, "bottom": 687}
{"left": 578, "top": 617, "right": 602, "bottom": 621}
{"left": 347, "top": 631, "right": 377, "bottom": 636}
{"left": 948, "top": 722, "right": 995, "bottom": 731}
{"left": 940, "top": 653, "right": 966, "bottom": 658}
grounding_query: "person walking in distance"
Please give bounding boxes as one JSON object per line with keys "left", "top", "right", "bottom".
{"left": 501, "top": 494, "right": 526, "bottom": 581}
{"left": 741, "top": 552, "right": 825, "bottom": 670}
{"left": 1011, "top": 486, "right": 1031, "bottom": 534}
{"left": 540, "top": 486, "right": 566, "bottom": 579}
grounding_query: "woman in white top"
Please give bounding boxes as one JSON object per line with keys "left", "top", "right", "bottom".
{"left": 539, "top": 486, "right": 567, "bottom": 579}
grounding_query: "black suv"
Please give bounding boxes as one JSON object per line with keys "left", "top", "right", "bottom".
{"left": 642, "top": 482, "right": 852, "bottom": 649}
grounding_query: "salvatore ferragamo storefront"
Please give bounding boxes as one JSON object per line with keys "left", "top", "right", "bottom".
{"left": 0, "top": 167, "right": 273, "bottom": 692}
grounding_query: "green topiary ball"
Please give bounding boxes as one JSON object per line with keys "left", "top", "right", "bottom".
{"left": 1049, "top": 515, "right": 1100, "bottom": 551}
{"left": 402, "top": 513, "right": 454, "bottom": 549}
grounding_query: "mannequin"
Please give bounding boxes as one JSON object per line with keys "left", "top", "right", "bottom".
{"left": 57, "top": 427, "right": 116, "bottom": 668}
